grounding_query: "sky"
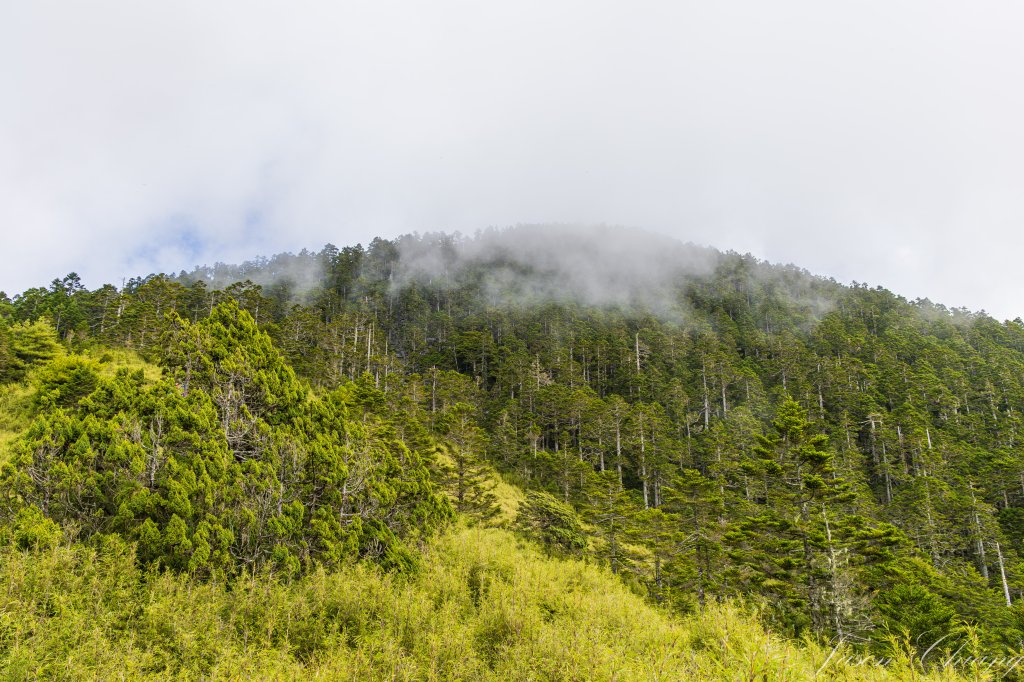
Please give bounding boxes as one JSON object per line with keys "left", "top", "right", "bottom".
{"left": 3, "top": 1, "right": 1024, "bottom": 319}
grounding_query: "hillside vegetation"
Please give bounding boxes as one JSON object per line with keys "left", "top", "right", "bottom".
{"left": 0, "top": 520, "right": 968, "bottom": 680}
{"left": 2, "top": 226, "right": 1024, "bottom": 678}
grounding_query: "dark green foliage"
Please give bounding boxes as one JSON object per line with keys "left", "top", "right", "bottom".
{"left": 872, "top": 583, "right": 964, "bottom": 660}
{"left": 726, "top": 397, "right": 874, "bottom": 635}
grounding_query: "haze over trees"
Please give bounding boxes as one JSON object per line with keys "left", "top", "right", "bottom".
{"left": 2, "top": 226, "right": 1024, "bottom": 679}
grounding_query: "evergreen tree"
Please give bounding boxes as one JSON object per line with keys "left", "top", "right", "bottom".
{"left": 728, "top": 397, "right": 856, "bottom": 636}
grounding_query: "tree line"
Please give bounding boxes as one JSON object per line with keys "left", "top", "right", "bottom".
{"left": 5, "top": 232, "right": 1024, "bottom": 660}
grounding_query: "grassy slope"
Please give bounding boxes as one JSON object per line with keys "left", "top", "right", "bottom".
{"left": 83, "top": 347, "right": 163, "bottom": 383}
{"left": 0, "top": 525, "right": 969, "bottom": 681}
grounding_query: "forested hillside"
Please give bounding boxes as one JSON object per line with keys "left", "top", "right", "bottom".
{"left": 3, "top": 226, "right": 1024, "bottom": 678}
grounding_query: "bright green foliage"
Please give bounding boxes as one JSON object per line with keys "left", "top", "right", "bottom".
{"left": 0, "top": 319, "right": 62, "bottom": 383}
{"left": 0, "top": 302, "right": 451, "bottom": 576}
{"left": 0, "top": 382, "right": 34, "bottom": 462}
{"left": 12, "top": 233, "right": 1024, "bottom": 666}
{"left": 31, "top": 355, "right": 100, "bottom": 409}
{"left": 435, "top": 402, "right": 500, "bottom": 522}
{"left": 516, "top": 490, "right": 586, "bottom": 554}
{"left": 162, "top": 299, "right": 307, "bottom": 427}
{"left": 293, "top": 381, "right": 454, "bottom": 570}
{"left": 0, "top": 505, "right": 62, "bottom": 550}
{"left": 0, "top": 321, "right": 11, "bottom": 377}
{"left": 872, "top": 583, "right": 964, "bottom": 660}
{"left": 0, "top": 524, "right": 979, "bottom": 680}
{"left": 584, "top": 471, "right": 637, "bottom": 576}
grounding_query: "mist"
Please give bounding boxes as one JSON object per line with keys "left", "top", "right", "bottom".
{"left": 4, "top": 2, "right": 1024, "bottom": 319}
{"left": 175, "top": 250, "right": 325, "bottom": 302}
{"left": 394, "top": 226, "right": 705, "bottom": 313}
{"left": 392, "top": 225, "right": 842, "bottom": 328}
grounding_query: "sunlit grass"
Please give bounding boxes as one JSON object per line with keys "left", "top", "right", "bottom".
{"left": 83, "top": 347, "right": 163, "bottom": 383}
{"left": 0, "top": 523, "right": 977, "bottom": 681}
{"left": 489, "top": 472, "right": 525, "bottom": 526}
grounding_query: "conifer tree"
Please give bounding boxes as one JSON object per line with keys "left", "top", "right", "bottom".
{"left": 436, "top": 401, "right": 500, "bottom": 522}
{"left": 0, "top": 319, "right": 62, "bottom": 383}
{"left": 728, "top": 396, "right": 854, "bottom": 636}
{"left": 662, "top": 468, "right": 725, "bottom": 609}
{"left": 585, "top": 470, "right": 636, "bottom": 575}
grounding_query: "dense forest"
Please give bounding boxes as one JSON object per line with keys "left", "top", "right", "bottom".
{"left": 3, "top": 226, "right": 1024, "bottom": 679}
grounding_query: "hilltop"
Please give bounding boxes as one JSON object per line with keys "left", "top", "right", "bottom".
{"left": 2, "top": 226, "right": 1024, "bottom": 678}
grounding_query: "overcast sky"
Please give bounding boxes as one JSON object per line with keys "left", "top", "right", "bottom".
{"left": 3, "top": 1, "right": 1024, "bottom": 318}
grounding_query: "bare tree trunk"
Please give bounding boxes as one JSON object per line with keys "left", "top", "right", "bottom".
{"left": 701, "top": 359, "right": 710, "bottom": 429}
{"left": 823, "top": 506, "right": 845, "bottom": 641}
{"left": 996, "top": 540, "right": 1013, "bottom": 607}
{"left": 640, "top": 423, "right": 649, "bottom": 509}
{"left": 880, "top": 440, "right": 892, "bottom": 504}
{"left": 615, "top": 421, "right": 623, "bottom": 486}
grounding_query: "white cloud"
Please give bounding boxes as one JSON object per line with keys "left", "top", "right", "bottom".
{"left": 2, "top": 1, "right": 1024, "bottom": 319}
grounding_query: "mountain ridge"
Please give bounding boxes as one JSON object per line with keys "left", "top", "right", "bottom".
{"left": 2, "top": 228, "right": 1024, "bottom": 678}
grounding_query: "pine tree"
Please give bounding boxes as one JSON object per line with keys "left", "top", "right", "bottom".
{"left": 728, "top": 396, "right": 855, "bottom": 636}
{"left": 0, "top": 319, "right": 62, "bottom": 383}
{"left": 584, "top": 470, "right": 636, "bottom": 576}
{"left": 435, "top": 401, "right": 500, "bottom": 522}
{"left": 662, "top": 468, "right": 724, "bottom": 610}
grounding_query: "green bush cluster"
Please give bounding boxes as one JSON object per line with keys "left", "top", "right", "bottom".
{"left": 0, "top": 302, "right": 451, "bottom": 576}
